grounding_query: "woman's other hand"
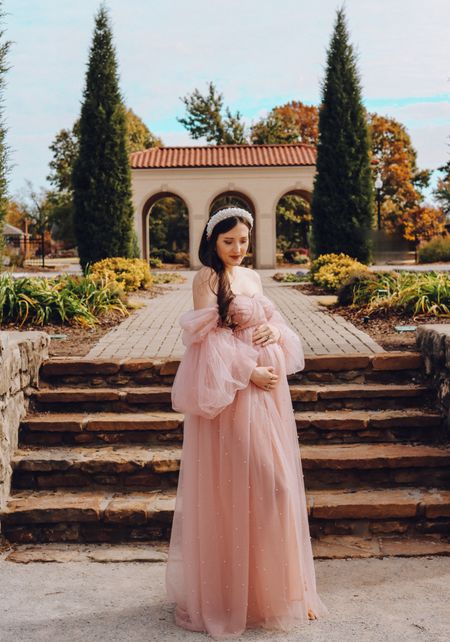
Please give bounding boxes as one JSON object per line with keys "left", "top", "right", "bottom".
{"left": 250, "top": 366, "right": 279, "bottom": 391}
{"left": 252, "top": 323, "right": 281, "bottom": 346}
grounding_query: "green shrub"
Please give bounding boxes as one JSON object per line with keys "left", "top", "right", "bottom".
{"left": 310, "top": 253, "right": 370, "bottom": 292}
{"left": 418, "top": 235, "right": 450, "bottom": 264}
{"left": 0, "top": 274, "right": 128, "bottom": 327}
{"left": 89, "top": 257, "right": 153, "bottom": 292}
{"left": 283, "top": 248, "right": 309, "bottom": 263}
{"left": 272, "top": 272, "right": 308, "bottom": 283}
{"left": 291, "top": 252, "right": 309, "bottom": 265}
{"left": 174, "top": 251, "right": 190, "bottom": 266}
{"left": 337, "top": 270, "right": 378, "bottom": 306}
{"left": 128, "top": 229, "right": 141, "bottom": 259}
{"left": 149, "top": 257, "right": 163, "bottom": 268}
{"left": 152, "top": 248, "right": 176, "bottom": 263}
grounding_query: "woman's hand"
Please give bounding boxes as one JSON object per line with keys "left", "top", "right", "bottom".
{"left": 250, "top": 366, "right": 279, "bottom": 391}
{"left": 252, "top": 322, "right": 281, "bottom": 346}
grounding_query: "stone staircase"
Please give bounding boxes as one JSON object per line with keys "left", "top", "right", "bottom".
{"left": 2, "top": 352, "right": 450, "bottom": 559}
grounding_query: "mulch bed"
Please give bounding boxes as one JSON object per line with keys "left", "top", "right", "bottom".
{"left": 291, "top": 282, "right": 450, "bottom": 352}
{"left": 332, "top": 306, "right": 450, "bottom": 352}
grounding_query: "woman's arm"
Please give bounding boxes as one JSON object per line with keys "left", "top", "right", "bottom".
{"left": 172, "top": 270, "right": 259, "bottom": 418}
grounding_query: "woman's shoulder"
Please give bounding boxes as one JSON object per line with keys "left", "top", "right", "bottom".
{"left": 193, "top": 267, "right": 218, "bottom": 308}
{"left": 194, "top": 266, "right": 216, "bottom": 282}
{"left": 193, "top": 266, "right": 218, "bottom": 292}
{"left": 240, "top": 266, "right": 261, "bottom": 285}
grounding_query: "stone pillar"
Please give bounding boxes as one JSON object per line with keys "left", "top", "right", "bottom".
{"left": 254, "top": 210, "right": 276, "bottom": 269}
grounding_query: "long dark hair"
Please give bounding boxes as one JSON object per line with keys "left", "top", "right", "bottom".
{"left": 198, "top": 211, "right": 252, "bottom": 327}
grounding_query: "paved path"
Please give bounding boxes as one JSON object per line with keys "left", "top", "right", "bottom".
{"left": 85, "top": 270, "right": 383, "bottom": 360}
{"left": 1, "top": 552, "right": 449, "bottom": 642}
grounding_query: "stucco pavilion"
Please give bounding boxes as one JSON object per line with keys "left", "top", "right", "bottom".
{"left": 130, "top": 143, "right": 316, "bottom": 269}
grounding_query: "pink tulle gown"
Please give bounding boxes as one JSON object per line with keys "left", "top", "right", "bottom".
{"left": 165, "top": 292, "right": 329, "bottom": 639}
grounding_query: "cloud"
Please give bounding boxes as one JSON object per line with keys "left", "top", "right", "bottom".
{"left": 3, "top": 0, "right": 450, "bottom": 193}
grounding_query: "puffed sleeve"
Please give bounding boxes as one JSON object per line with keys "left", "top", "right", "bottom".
{"left": 267, "top": 307, "right": 305, "bottom": 375}
{"left": 171, "top": 306, "right": 259, "bottom": 419}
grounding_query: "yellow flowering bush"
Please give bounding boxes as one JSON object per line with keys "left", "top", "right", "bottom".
{"left": 89, "top": 257, "right": 153, "bottom": 292}
{"left": 310, "top": 253, "right": 370, "bottom": 292}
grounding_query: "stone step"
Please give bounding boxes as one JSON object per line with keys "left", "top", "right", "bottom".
{"left": 20, "top": 408, "right": 443, "bottom": 447}
{"left": 12, "top": 445, "right": 180, "bottom": 490}
{"left": 11, "top": 442, "right": 450, "bottom": 490}
{"left": 32, "top": 387, "right": 173, "bottom": 411}
{"left": 20, "top": 412, "right": 184, "bottom": 446}
{"left": 4, "top": 535, "right": 450, "bottom": 562}
{"left": 31, "top": 382, "right": 432, "bottom": 414}
{"left": 289, "top": 383, "right": 430, "bottom": 410}
{"left": 296, "top": 408, "right": 442, "bottom": 444}
{"left": 2, "top": 486, "right": 450, "bottom": 544}
{"left": 38, "top": 352, "right": 425, "bottom": 388}
{"left": 311, "top": 534, "right": 450, "bottom": 559}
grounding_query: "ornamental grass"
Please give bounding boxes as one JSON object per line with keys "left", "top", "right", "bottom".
{"left": 338, "top": 270, "right": 450, "bottom": 317}
{"left": 0, "top": 273, "right": 128, "bottom": 327}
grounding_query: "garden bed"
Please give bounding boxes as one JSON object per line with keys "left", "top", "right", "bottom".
{"left": 331, "top": 305, "right": 450, "bottom": 352}
{"left": 2, "top": 309, "right": 124, "bottom": 357}
{"left": 290, "top": 277, "right": 450, "bottom": 352}
{"left": 2, "top": 284, "right": 170, "bottom": 358}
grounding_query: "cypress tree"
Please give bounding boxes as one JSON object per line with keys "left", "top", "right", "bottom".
{"left": 311, "top": 7, "right": 373, "bottom": 262}
{"left": 72, "top": 4, "right": 134, "bottom": 270}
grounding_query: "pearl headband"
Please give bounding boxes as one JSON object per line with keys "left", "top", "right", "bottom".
{"left": 206, "top": 207, "right": 254, "bottom": 240}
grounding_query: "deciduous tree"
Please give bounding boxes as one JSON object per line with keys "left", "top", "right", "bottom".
{"left": 177, "top": 81, "right": 247, "bottom": 144}
{"left": 369, "top": 113, "right": 431, "bottom": 234}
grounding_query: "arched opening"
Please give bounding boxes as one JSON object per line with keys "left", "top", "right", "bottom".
{"left": 209, "top": 191, "right": 256, "bottom": 267}
{"left": 275, "top": 189, "right": 312, "bottom": 266}
{"left": 141, "top": 192, "right": 189, "bottom": 267}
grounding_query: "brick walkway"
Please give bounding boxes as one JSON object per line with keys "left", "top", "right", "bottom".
{"left": 85, "top": 270, "right": 383, "bottom": 359}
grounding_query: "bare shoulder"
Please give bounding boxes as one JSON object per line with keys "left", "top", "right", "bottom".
{"left": 192, "top": 267, "right": 218, "bottom": 308}
{"left": 249, "top": 268, "right": 262, "bottom": 285}
{"left": 193, "top": 266, "right": 218, "bottom": 291}
{"left": 239, "top": 266, "right": 262, "bottom": 288}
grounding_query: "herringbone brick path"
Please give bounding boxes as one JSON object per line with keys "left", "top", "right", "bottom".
{"left": 85, "top": 270, "right": 383, "bottom": 359}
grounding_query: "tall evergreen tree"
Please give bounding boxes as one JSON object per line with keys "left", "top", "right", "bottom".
{"left": 0, "top": 2, "right": 10, "bottom": 258}
{"left": 72, "top": 4, "right": 134, "bottom": 270}
{"left": 311, "top": 7, "right": 373, "bottom": 262}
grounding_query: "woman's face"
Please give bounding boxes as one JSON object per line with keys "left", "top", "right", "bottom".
{"left": 215, "top": 221, "right": 250, "bottom": 269}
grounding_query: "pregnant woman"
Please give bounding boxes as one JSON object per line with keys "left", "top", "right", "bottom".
{"left": 165, "top": 206, "right": 328, "bottom": 639}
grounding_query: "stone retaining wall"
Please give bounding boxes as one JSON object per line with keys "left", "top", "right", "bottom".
{"left": 0, "top": 331, "right": 49, "bottom": 513}
{"left": 417, "top": 324, "right": 450, "bottom": 436}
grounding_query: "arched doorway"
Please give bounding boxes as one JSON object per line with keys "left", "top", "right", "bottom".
{"left": 275, "top": 189, "right": 312, "bottom": 266}
{"left": 209, "top": 191, "right": 256, "bottom": 267}
{"left": 141, "top": 192, "right": 189, "bottom": 266}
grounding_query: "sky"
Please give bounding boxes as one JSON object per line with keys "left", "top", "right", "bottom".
{"left": 4, "top": 0, "right": 450, "bottom": 201}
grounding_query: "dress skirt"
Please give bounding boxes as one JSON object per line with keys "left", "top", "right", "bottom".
{"left": 165, "top": 293, "right": 329, "bottom": 639}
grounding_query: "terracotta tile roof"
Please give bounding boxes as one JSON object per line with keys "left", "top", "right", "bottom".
{"left": 130, "top": 143, "right": 316, "bottom": 169}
